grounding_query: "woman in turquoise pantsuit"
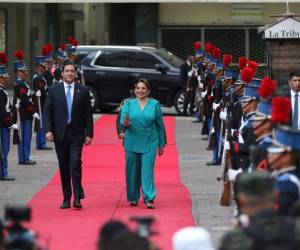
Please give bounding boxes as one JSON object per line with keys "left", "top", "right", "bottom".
{"left": 120, "top": 79, "right": 166, "bottom": 209}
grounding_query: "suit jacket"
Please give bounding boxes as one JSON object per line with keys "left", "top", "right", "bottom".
{"left": 287, "top": 93, "right": 293, "bottom": 126}
{"left": 180, "top": 62, "right": 192, "bottom": 87}
{"left": 44, "top": 82, "right": 93, "bottom": 143}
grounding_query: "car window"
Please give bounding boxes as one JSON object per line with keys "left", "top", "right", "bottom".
{"left": 128, "top": 52, "right": 160, "bottom": 69}
{"left": 94, "top": 51, "right": 129, "bottom": 67}
{"left": 153, "top": 49, "right": 183, "bottom": 68}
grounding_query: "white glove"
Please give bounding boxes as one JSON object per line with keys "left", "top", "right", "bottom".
{"left": 10, "top": 124, "right": 19, "bottom": 130}
{"left": 188, "top": 70, "right": 193, "bottom": 77}
{"left": 200, "top": 91, "right": 207, "bottom": 98}
{"left": 220, "top": 110, "right": 227, "bottom": 120}
{"left": 15, "top": 99, "right": 21, "bottom": 109}
{"left": 228, "top": 168, "right": 242, "bottom": 182}
{"left": 197, "top": 75, "right": 201, "bottom": 82}
{"left": 33, "top": 112, "right": 40, "bottom": 120}
{"left": 35, "top": 90, "right": 41, "bottom": 97}
{"left": 212, "top": 102, "right": 220, "bottom": 111}
{"left": 224, "top": 140, "right": 230, "bottom": 150}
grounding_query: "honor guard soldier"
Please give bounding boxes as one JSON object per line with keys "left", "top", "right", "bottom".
{"left": 267, "top": 98, "right": 300, "bottom": 214}
{"left": 53, "top": 44, "right": 67, "bottom": 84}
{"left": 33, "top": 55, "right": 51, "bottom": 150}
{"left": 43, "top": 43, "right": 55, "bottom": 87}
{"left": 206, "top": 48, "right": 223, "bottom": 166}
{"left": 0, "top": 52, "right": 16, "bottom": 180}
{"left": 13, "top": 50, "right": 37, "bottom": 165}
{"left": 227, "top": 77, "right": 261, "bottom": 182}
{"left": 250, "top": 77, "right": 277, "bottom": 172}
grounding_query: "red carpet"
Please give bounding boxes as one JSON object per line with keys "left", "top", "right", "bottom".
{"left": 28, "top": 115, "right": 195, "bottom": 250}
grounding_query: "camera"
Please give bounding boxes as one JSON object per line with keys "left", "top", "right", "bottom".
{"left": 4, "top": 206, "right": 37, "bottom": 250}
{"left": 5, "top": 206, "right": 31, "bottom": 223}
{"left": 130, "top": 216, "right": 156, "bottom": 238}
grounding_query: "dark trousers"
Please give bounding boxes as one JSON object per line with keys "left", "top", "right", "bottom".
{"left": 18, "top": 119, "right": 32, "bottom": 163}
{"left": 0, "top": 127, "right": 10, "bottom": 177}
{"left": 183, "top": 90, "right": 195, "bottom": 115}
{"left": 54, "top": 126, "right": 84, "bottom": 201}
{"left": 36, "top": 111, "right": 48, "bottom": 149}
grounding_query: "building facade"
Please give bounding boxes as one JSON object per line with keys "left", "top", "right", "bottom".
{"left": 1, "top": 2, "right": 300, "bottom": 80}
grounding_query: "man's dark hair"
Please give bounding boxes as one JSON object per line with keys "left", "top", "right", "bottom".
{"left": 104, "top": 232, "right": 151, "bottom": 250}
{"left": 289, "top": 70, "right": 300, "bottom": 80}
{"left": 236, "top": 171, "right": 274, "bottom": 203}
{"left": 62, "top": 60, "right": 77, "bottom": 72}
{"left": 98, "top": 220, "right": 129, "bottom": 250}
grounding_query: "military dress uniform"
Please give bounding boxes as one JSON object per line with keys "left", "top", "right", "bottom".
{"left": 268, "top": 126, "right": 300, "bottom": 214}
{"left": 53, "top": 48, "right": 66, "bottom": 84}
{"left": 0, "top": 65, "right": 15, "bottom": 180}
{"left": 13, "top": 58, "right": 36, "bottom": 165}
{"left": 230, "top": 83, "right": 260, "bottom": 171}
{"left": 250, "top": 101, "right": 273, "bottom": 172}
{"left": 33, "top": 56, "right": 51, "bottom": 150}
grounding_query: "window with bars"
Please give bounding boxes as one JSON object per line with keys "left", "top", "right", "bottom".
{"left": 160, "top": 28, "right": 202, "bottom": 60}
{"left": 0, "top": 10, "right": 6, "bottom": 51}
{"left": 205, "top": 28, "right": 245, "bottom": 63}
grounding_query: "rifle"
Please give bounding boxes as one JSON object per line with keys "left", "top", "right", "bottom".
{"left": 34, "top": 91, "right": 42, "bottom": 133}
{"left": 219, "top": 95, "right": 234, "bottom": 206}
{"left": 13, "top": 99, "right": 21, "bottom": 145}
{"left": 208, "top": 110, "right": 216, "bottom": 148}
{"left": 218, "top": 119, "right": 224, "bottom": 161}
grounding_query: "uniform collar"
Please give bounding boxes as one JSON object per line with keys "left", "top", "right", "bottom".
{"left": 15, "top": 78, "right": 26, "bottom": 85}
{"left": 0, "top": 83, "right": 5, "bottom": 89}
{"left": 256, "top": 132, "right": 272, "bottom": 143}
{"left": 272, "top": 166, "right": 297, "bottom": 177}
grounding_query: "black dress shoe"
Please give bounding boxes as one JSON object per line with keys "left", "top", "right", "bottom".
{"left": 206, "top": 146, "right": 213, "bottom": 150}
{"left": 0, "top": 176, "right": 15, "bottom": 181}
{"left": 192, "top": 119, "right": 201, "bottom": 123}
{"left": 144, "top": 201, "right": 155, "bottom": 209}
{"left": 73, "top": 199, "right": 82, "bottom": 209}
{"left": 19, "top": 160, "right": 36, "bottom": 165}
{"left": 206, "top": 160, "right": 220, "bottom": 166}
{"left": 37, "top": 147, "right": 52, "bottom": 150}
{"left": 60, "top": 200, "right": 71, "bottom": 209}
{"left": 130, "top": 201, "right": 138, "bottom": 206}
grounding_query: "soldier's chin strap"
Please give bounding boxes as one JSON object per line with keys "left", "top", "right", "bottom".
{"left": 268, "top": 152, "right": 287, "bottom": 167}
{"left": 254, "top": 119, "right": 269, "bottom": 132}
{"left": 236, "top": 85, "right": 244, "bottom": 95}
{"left": 242, "top": 99, "right": 254, "bottom": 111}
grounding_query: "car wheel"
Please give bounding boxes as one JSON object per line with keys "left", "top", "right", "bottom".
{"left": 174, "top": 89, "right": 198, "bottom": 115}
{"left": 87, "top": 86, "right": 99, "bottom": 112}
{"left": 174, "top": 89, "right": 186, "bottom": 115}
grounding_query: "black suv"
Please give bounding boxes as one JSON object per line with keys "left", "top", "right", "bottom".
{"left": 78, "top": 46, "right": 186, "bottom": 114}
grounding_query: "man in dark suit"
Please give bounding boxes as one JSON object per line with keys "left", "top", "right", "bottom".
{"left": 181, "top": 55, "right": 196, "bottom": 116}
{"left": 44, "top": 61, "right": 93, "bottom": 209}
{"left": 288, "top": 71, "right": 300, "bottom": 129}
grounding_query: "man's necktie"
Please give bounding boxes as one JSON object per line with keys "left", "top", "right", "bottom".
{"left": 66, "top": 85, "right": 72, "bottom": 124}
{"left": 293, "top": 93, "right": 298, "bottom": 129}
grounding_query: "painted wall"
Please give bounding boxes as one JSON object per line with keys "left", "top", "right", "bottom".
{"left": 159, "top": 3, "right": 300, "bottom": 26}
